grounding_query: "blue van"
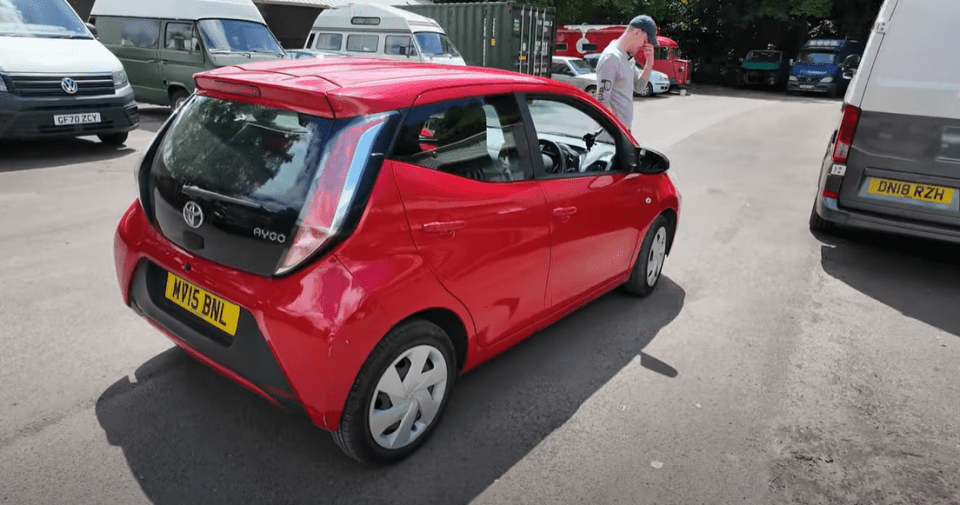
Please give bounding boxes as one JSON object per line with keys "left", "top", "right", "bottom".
{"left": 788, "top": 39, "right": 864, "bottom": 98}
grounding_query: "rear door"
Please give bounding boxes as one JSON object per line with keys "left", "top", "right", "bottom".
{"left": 521, "top": 94, "right": 658, "bottom": 307}
{"left": 390, "top": 94, "right": 552, "bottom": 347}
{"left": 837, "top": 0, "right": 960, "bottom": 227}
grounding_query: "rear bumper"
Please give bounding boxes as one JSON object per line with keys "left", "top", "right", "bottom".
{"left": 0, "top": 86, "right": 138, "bottom": 139}
{"left": 814, "top": 195, "right": 960, "bottom": 244}
{"left": 113, "top": 202, "right": 391, "bottom": 430}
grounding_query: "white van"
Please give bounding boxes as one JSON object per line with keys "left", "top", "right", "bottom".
{"left": 90, "top": 0, "right": 286, "bottom": 110}
{"left": 305, "top": 4, "right": 465, "bottom": 66}
{"left": 0, "top": 0, "right": 138, "bottom": 144}
{"left": 809, "top": 0, "right": 960, "bottom": 243}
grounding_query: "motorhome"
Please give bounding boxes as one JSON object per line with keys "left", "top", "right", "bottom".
{"left": 810, "top": 0, "right": 960, "bottom": 244}
{"left": 0, "top": 0, "right": 138, "bottom": 144}
{"left": 305, "top": 4, "right": 465, "bottom": 65}
{"left": 90, "top": 0, "right": 286, "bottom": 110}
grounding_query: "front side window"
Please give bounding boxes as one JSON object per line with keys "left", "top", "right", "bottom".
{"left": 654, "top": 47, "right": 669, "bottom": 60}
{"left": 198, "top": 19, "right": 283, "bottom": 55}
{"left": 0, "top": 0, "right": 90, "bottom": 38}
{"left": 165, "top": 22, "right": 198, "bottom": 51}
{"left": 314, "top": 32, "right": 341, "bottom": 50}
{"left": 526, "top": 97, "right": 622, "bottom": 175}
{"left": 385, "top": 35, "right": 416, "bottom": 56}
{"left": 121, "top": 18, "right": 160, "bottom": 48}
{"left": 346, "top": 34, "right": 378, "bottom": 53}
{"left": 391, "top": 95, "right": 532, "bottom": 182}
{"left": 414, "top": 32, "right": 460, "bottom": 57}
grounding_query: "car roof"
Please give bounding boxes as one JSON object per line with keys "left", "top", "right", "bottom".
{"left": 194, "top": 58, "right": 561, "bottom": 119}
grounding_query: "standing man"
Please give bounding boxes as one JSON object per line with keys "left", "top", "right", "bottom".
{"left": 595, "top": 15, "right": 658, "bottom": 131}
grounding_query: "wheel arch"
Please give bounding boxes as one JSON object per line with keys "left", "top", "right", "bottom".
{"left": 393, "top": 308, "right": 469, "bottom": 373}
{"left": 659, "top": 208, "right": 679, "bottom": 255}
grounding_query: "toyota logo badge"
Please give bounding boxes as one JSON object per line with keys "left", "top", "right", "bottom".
{"left": 61, "top": 77, "right": 78, "bottom": 95}
{"left": 183, "top": 201, "right": 204, "bottom": 228}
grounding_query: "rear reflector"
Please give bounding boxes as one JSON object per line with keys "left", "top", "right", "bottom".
{"left": 822, "top": 189, "right": 839, "bottom": 199}
{"left": 832, "top": 104, "right": 861, "bottom": 163}
{"left": 276, "top": 113, "right": 390, "bottom": 274}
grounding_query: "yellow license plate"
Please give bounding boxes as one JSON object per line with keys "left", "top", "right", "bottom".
{"left": 164, "top": 272, "right": 240, "bottom": 336}
{"left": 867, "top": 177, "right": 955, "bottom": 204}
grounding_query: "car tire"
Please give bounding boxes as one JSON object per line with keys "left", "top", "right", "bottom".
{"left": 332, "top": 319, "right": 457, "bottom": 465}
{"left": 585, "top": 85, "right": 597, "bottom": 96}
{"left": 97, "top": 132, "right": 128, "bottom": 145}
{"left": 809, "top": 202, "right": 834, "bottom": 233}
{"left": 622, "top": 215, "right": 670, "bottom": 297}
{"left": 170, "top": 89, "right": 190, "bottom": 112}
{"left": 637, "top": 82, "right": 653, "bottom": 98}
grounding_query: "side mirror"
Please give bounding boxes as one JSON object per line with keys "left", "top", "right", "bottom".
{"left": 789, "top": 58, "right": 794, "bottom": 66}
{"left": 85, "top": 22, "right": 98, "bottom": 38}
{"left": 634, "top": 147, "right": 669, "bottom": 174}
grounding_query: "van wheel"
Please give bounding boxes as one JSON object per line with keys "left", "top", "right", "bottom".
{"left": 809, "top": 202, "right": 834, "bottom": 233}
{"left": 97, "top": 132, "right": 128, "bottom": 145}
{"left": 332, "top": 319, "right": 456, "bottom": 465}
{"left": 170, "top": 89, "right": 190, "bottom": 112}
{"left": 622, "top": 215, "right": 669, "bottom": 297}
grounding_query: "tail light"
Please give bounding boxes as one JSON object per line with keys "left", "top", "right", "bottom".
{"left": 832, "top": 104, "right": 861, "bottom": 163}
{"left": 276, "top": 113, "right": 390, "bottom": 275}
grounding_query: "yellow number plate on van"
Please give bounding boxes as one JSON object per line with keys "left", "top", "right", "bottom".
{"left": 164, "top": 272, "right": 240, "bottom": 336}
{"left": 867, "top": 177, "right": 955, "bottom": 204}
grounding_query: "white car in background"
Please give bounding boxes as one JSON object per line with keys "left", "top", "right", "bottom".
{"left": 582, "top": 53, "right": 671, "bottom": 97}
{"left": 551, "top": 56, "right": 599, "bottom": 95}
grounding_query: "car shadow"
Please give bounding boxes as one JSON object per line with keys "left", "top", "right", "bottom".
{"left": 0, "top": 138, "right": 136, "bottom": 173}
{"left": 96, "top": 277, "right": 685, "bottom": 505}
{"left": 815, "top": 229, "right": 960, "bottom": 338}
{"left": 138, "top": 106, "right": 170, "bottom": 134}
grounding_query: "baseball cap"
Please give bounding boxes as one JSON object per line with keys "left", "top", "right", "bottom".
{"left": 630, "top": 15, "right": 659, "bottom": 47}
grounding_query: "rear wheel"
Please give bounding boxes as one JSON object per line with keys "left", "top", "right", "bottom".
{"left": 170, "top": 89, "right": 190, "bottom": 112}
{"left": 332, "top": 319, "right": 456, "bottom": 465}
{"left": 637, "top": 82, "right": 653, "bottom": 98}
{"left": 97, "top": 132, "right": 128, "bottom": 145}
{"left": 585, "top": 85, "right": 597, "bottom": 96}
{"left": 623, "top": 215, "right": 670, "bottom": 296}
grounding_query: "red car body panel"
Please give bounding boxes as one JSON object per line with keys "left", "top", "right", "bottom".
{"left": 114, "top": 58, "right": 680, "bottom": 436}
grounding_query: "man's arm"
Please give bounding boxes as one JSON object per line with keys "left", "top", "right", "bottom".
{"left": 636, "top": 43, "right": 655, "bottom": 89}
{"left": 595, "top": 54, "right": 618, "bottom": 112}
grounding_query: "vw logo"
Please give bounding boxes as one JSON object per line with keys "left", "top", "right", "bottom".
{"left": 61, "top": 77, "right": 78, "bottom": 95}
{"left": 182, "top": 201, "right": 204, "bottom": 229}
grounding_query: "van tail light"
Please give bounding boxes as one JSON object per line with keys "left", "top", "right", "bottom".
{"left": 276, "top": 113, "right": 390, "bottom": 275}
{"left": 832, "top": 104, "right": 861, "bottom": 163}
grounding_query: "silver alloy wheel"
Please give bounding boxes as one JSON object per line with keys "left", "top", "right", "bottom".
{"left": 646, "top": 226, "right": 667, "bottom": 286}
{"left": 368, "top": 344, "right": 448, "bottom": 450}
{"left": 174, "top": 96, "right": 188, "bottom": 111}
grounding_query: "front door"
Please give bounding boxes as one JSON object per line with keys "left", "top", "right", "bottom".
{"left": 522, "top": 95, "right": 658, "bottom": 307}
{"left": 159, "top": 21, "right": 205, "bottom": 96}
{"left": 389, "top": 94, "right": 551, "bottom": 347}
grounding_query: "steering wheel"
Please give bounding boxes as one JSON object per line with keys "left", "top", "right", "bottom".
{"left": 538, "top": 139, "right": 567, "bottom": 174}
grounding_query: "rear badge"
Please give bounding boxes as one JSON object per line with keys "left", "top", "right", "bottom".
{"left": 183, "top": 201, "right": 204, "bottom": 228}
{"left": 254, "top": 227, "right": 286, "bottom": 243}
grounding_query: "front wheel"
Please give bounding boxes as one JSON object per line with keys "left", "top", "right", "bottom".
{"left": 585, "top": 85, "right": 597, "bottom": 96}
{"left": 636, "top": 82, "right": 653, "bottom": 98}
{"left": 170, "top": 89, "right": 190, "bottom": 112}
{"left": 332, "top": 319, "right": 456, "bottom": 465}
{"left": 97, "top": 132, "right": 128, "bottom": 145}
{"left": 622, "top": 215, "right": 670, "bottom": 296}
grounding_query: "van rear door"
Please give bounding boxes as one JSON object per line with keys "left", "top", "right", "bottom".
{"left": 835, "top": 0, "right": 960, "bottom": 230}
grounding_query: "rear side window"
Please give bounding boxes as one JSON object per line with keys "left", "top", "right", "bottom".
{"left": 165, "top": 22, "right": 198, "bottom": 51}
{"left": 314, "top": 33, "right": 341, "bottom": 50}
{"left": 391, "top": 95, "right": 532, "bottom": 182}
{"left": 152, "top": 96, "right": 333, "bottom": 208}
{"left": 122, "top": 18, "right": 160, "bottom": 48}
{"left": 346, "top": 34, "right": 378, "bottom": 53}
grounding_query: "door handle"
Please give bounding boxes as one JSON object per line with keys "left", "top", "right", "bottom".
{"left": 552, "top": 207, "right": 577, "bottom": 218}
{"left": 422, "top": 220, "right": 466, "bottom": 234}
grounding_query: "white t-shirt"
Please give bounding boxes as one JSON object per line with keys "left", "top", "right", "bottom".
{"left": 595, "top": 42, "right": 639, "bottom": 129}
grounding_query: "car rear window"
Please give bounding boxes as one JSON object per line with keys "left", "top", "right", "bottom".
{"left": 153, "top": 95, "right": 333, "bottom": 212}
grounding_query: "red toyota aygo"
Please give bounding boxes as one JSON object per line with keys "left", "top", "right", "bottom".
{"left": 113, "top": 57, "right": 680, "bottom": 464}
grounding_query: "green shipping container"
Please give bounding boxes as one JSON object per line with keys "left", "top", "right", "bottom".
{"left": 399, "top": 2, "right": 555, "bottom": 77}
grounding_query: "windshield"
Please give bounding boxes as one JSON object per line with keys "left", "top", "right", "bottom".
{"left": 0, "top": 0, "right": 91, "bottom": 38}
{"left": 568, "top": 58, "right": 593, "bottom": 75}
{"left": 198, "top": 19, "right": 283, "bottom": 55}
{"left": 745, "top": 51, "right": 781, "bottom": 63}
{"left": 798, "top": 51, "right": 837, "bottom": 66}
{"left": 414, "top": 32, "right": 460, "bottom": 58}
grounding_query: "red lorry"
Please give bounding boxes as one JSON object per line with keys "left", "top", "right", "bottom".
{"left": 555, "top": 25, "right": 691, "bottom": 88}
